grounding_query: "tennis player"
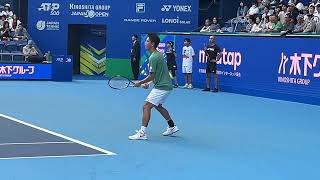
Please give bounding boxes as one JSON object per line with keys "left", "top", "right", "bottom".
{"left": 129, "top": 33, "right": 179, "bottom": 140}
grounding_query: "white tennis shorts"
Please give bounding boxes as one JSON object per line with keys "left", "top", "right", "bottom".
{"left": 146, "top": 88, "right": 171, "bottom": 106}
{"left": 182, "top": 59, "right": 193, "bottom": 73}
{"left": 182, "top": 65, "right": 193, "bottom": 73}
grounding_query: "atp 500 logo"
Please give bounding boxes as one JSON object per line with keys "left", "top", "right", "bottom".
{"left": 38, "top": 3, "right": 60, "bottom": 16}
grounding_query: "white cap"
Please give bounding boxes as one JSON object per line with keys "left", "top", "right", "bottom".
{"left": 296, "top": 3, "right": 304, "bottom": 10}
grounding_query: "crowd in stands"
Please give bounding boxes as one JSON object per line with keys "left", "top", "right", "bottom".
{"left": 0, "top": 3, "right": 27, "bottom": 41}
{"left": 0, "top": 3, "right": 47, "bottom": 63}
{"left": 200, "top": 0, "right": 320, "bottom": 33}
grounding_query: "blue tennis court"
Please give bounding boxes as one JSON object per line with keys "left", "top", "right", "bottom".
{"left": 0, "top": 79, "right": 319, "bottom": 180}
{"left": 0, "top": 114, "right": 115, "bottom": 159}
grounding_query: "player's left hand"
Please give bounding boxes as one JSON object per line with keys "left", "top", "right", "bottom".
{"left": 141, "top": 83, "right": 149, "bottom": 89}
{"left": 134, "top": 81, "right": 141, "bottom": 87}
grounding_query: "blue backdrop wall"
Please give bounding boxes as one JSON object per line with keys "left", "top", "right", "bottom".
{"left": 27, "top": 0, "right": 198, "bottom": 63}
{"left": 140, "top": 33, "right": 320, "bottom": 105}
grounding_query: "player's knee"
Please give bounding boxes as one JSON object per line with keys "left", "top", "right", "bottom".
{"left": 143, "top": 103, "right": 153, "bottom": 111}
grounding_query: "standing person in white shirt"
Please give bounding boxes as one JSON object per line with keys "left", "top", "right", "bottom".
{"left": 182, "top": 38, "right": 195, "bottom": 89}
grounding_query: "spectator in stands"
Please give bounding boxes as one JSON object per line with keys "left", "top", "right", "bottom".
{"left": 9, "top": 15, "right": 21, "bottom": 30}
{"left": 314, "top": 3, "right": 320, "bottom": 22}
{"left": 304, "top": 5, "right": 315, "bottom": 21}
{"left": 270, "top": 0, "right": 281, "bottom": 6}
{"left": 282, "top": 13, "right": 295, "bottom": 32}
{"left": 237, "top": 1, "right": 248, "bottom": 18}
{"left": 262, "top": 6, "right": 270, "bottom": 20}
{"left": 251, "top": 16, "right": 263, "bottom": 32}
{"left": 246, "top": 15, "right": 256, "bottom": 32}
{"left": 288, "top": 2, "right": 300, "bottom": 23}
{"left": 247, "top": 1, "right": 260, "bottom": 16}
{"left": 1, "top": 4, "right": 13, "bottom": 19}
{"left": 258, "top": 0, "right": 267, "bottom": 13}
{"left": 23, "top": 40, "right": 45, "bottom": 63}
{"left": 210, "top": 17, "right": 220, "bottom": 32}
{"left": 303, "top": 14, "right": 316, "bottom": 32}
{"left": 310, "top": 0, "right": 319, "bottom": 7}
{"left": 14, "top": 24, "right": 27, "bottom": 41}
{"left": 302, "top": 6, "right": 309, "bottom": 17}
{"left": 278, "top": 4, "right": 287, "bottom": 24}
{"left": 200, "top": 19, "right": 212, "bottom": 32}
{"left": 274, "top": 5, "right": 281, "bottom": 16}
{"left": 0, "top": 21, "right": 12, "bottom": 40}
{"left": 261, "top": 0, "right": 270, "bottom": 6}
{"left": 261, "top": 15, "right": 270, "bottom": 32}
{"left": 261, "top": 0, "right": 271, "bottom": 10}
{"left": 294, "top": 0, "right": 304, "bottom": 11}
{"left": 266, "top": 14, "right": 283, "bottom": 32}
{"left": 293, "top": 14, "right": 305, "bottom": 32}
{"left": 265, "top": 15, "right": 275, "bottom": 32}
{"left": 0, "top": 15, "right": 6, "bottom": 29}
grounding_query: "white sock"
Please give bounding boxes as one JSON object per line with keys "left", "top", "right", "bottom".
{"left": 140, "top": 126, "right": 147, "bottom": 133}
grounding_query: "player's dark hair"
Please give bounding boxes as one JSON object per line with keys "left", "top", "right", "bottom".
{"left": 147, "top": 33, "right": 160, "bottom": 48}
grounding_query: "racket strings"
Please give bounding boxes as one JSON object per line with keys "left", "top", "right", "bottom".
{"left": 109, "top": 76, "right": 131, "bottom": 89}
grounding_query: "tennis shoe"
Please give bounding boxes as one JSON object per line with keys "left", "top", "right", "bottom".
{"left": 162, "top": 126, "right": 179, "bottom": 136}
{"left": 129, "top": 130, "right": 147, "bottom": 140}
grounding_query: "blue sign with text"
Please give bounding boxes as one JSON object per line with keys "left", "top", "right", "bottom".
{"left": 27, "top": 0, "right": 198, "bottom": 60}
{"left": 0, "top": 64, "right": 52, "bottom": 80}
{"left": 141, "top": 34, "right": 320, "bottom": 105}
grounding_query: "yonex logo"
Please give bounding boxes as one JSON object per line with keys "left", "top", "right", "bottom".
{"left": 161, "top": 5, "right": 172, "bottom": 12}
{"left": 161, "top": 5, "right": 192, "bottom": 12}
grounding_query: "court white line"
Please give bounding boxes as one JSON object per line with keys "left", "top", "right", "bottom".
{"left": 0, "top": 141, "right": 74, "bottom": 146}
{"left": 0, "top": 154, "right": 109, "bottom": 160}
{"left": 0, "top": 114, "right": 116, "bottom": 156}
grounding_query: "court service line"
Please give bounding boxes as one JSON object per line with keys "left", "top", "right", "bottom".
{"left": 0, "top": 141, "right": 74, "bottom": 146}
{"left": 0, "top": 114, "right": 116, "bottom": 155}
{"left": 0, "top": 154, "right": 108, "bottom": 160}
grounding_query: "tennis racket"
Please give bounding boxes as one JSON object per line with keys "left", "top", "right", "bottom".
{"left": 108, "top": 75, "right": 136, "bottom": 90}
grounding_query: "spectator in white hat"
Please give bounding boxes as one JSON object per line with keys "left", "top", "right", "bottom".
{"left": 295, "top": 0, "right": 304, "bottom": 11}
{"left": 1, "top": 4, "right": 13, "bottom": 19}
